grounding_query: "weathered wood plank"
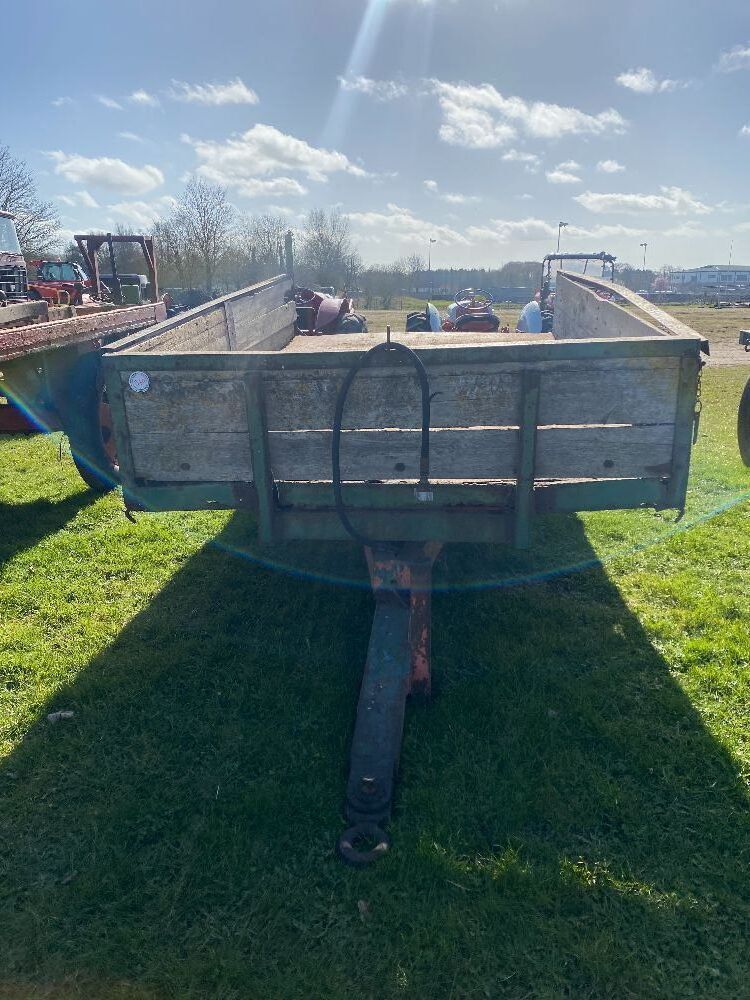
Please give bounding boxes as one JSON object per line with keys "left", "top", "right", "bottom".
{"left": 130, "top": 432, "right": 253, "bottom": 481}
{"left": 554, "top": 273, "right": 664, "bottom": 340}
{"left": 1, "top": 303, "right": 166, "bottom": 363}
{"left": 105, "top": 335, "right": 700, "bottom": 371}
{"left": 235, "top": 301, "right": 297, "bottom": 350}
{"left": 0, "top": 300, "right": 48, "bottom": 328}
{"left": 262, "top": 361, "right": 679, "bottom": 431}
{"left": 266, "top": 424, "right": 675, "bottom": 482}
{"left": 122, "top": 374, "right": 248, "bottom": 433}
{"left": 139, "top": 307, "right": 228, "bottom": 353}
{"left": 666, "top": 354, "right": 701, "bottom": 508}
{"left": 559, "top": 270, "right": 705, "bottom": 342}
{"left": 232, "top": 283, "right": 292, "bottom": 334}
{"left": 109, "top": 275, "right": 291, "bottom": 353}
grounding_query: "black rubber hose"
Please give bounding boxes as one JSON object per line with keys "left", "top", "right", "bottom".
{"left": 331, "top": 340, "right": 431, "bottom": 545}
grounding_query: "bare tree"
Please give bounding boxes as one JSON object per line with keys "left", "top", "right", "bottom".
{"left": 403, "top": 253, "right": 425, "bottom": 294}
{"left": 0, "top": 145, "right": 60, "bottom": 256}
{"left": 238, "top": 213, "right": 289, "bottom": 275}
{"left": 298, "top": 208, "right": 360, "bottom": 290}
{"left": 165, "top": 177, "right": 235, "bottom": 292}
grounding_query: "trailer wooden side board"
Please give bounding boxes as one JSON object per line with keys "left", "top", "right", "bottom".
{"left": 0, "top": 301, "right": 166, "bottom": 363}
{"left": 103, "top": 272, "right": 705, "bottom": 548}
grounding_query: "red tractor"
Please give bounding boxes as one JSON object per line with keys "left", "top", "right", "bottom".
{"left": 27, "top": 259, "right": 100, "bottom": 306}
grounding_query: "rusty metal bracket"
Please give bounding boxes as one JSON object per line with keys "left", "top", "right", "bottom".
{"left": 337, "top": 541, "right": 441, "bottom": 866}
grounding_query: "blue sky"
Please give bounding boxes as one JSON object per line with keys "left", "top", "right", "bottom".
{"left": 8, "top": 0, "right": 750, "bottom": 269}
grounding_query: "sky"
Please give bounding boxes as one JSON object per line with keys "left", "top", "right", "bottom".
{"left": 7, "top": 0, "right": 750, "bottom": 270}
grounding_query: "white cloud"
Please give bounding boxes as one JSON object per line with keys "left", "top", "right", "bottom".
{"left": 182, "top": 124, "right": 371, "bottom": 195}
{"left": 468, "top": 218, "right": 556, "bottom": 243}
{"left": 597, "top": 159, "right": 625, "bottom": 173}
{"left": 423, "top": 178, "right": 479, "bottom": 204}
{"left": 47, "top": 151, "right": 164, "bottom": 195}
{"left": 716, "top": 45, "right": 750, "bottom": 73}
{"left": 77, "top": 190, "right": 99, "bottom": 208}
{"left": 516, "top": 193, "right": 534, "bottom": 200}
{"left": 169, "top": 78, "right": 259, "bottom": 106}
{"left": 556, "top": 159, "right": 581, "bottom": 171}
{"left": 428, "top": 79, "right": 627, "bottom": 149}
{"left": 266, "top": 204, "right": 295, "bottom": 217}
{"left": 740, "top": 125, "right": 750, "bottom": 137}
{"left": 118, "top": 131, "right": 144, "bottom": 143}
{"left": 52, "top": 97, "right": 73, "bottom": 108}
{"left": 107, "top": 196, "right": 178, "bottom": 229}
{"left": 575, "top": 186, "right": 712, "bottom": 215}
{"left": 57, "top": 190, "right": 99, "bottom": 209}
{"left": 232, "top": 177, "right": 308, "bottom": 198}
{"left": 501, "top": 149, "right": 541, "bottom": 172}
{"left": 467, "top": 217, "right": 642, "bottom": 244}
{"left": 129, "top": 89, "right": 159, "bottom": 107}
{"left": 338, "top": 75, "right": 408, "bottom": 101}
{"left": 97, "top": 95, "right": 123, "bottom": 110}
{"left": 348, "top": 203, "right": 470, "bottom": 246}
{"left": 615, "top": 67, "right": 678, "bottom": 94}
{"left": 546, "top": 168, "right": 582, "bottom": 184}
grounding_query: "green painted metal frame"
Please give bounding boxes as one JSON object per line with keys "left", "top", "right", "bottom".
{"left": 514, "top": 369, "right": 541, "bottom": 548}
{"left": 244, "top": 374, "right": 276, "bottom": 544}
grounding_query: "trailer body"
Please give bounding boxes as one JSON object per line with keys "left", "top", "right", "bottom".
{"left": 102, "top": 271, "right": 706, "bottom": 862}
{"left": 1, "top": 301, "right": 165, "bottom": 487}
{"left": 103, "top": 272, "right": 705, "bottom": 547}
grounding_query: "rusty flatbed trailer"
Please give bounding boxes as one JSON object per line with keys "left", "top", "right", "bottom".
{"left": 104, "top": 272, "right": 707, "bottom": 863}
{"left": 0, "top": 300, "right": 165, "bottom": 489}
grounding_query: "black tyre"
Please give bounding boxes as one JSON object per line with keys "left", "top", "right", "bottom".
{"left": 738, "top": 376, "right": 750, "bottom": 466}
{"left": 336, "top": 314, "right": 367, "bottom": 334}
{"left": 64, "top": 353, "right": 119, "bottom": 493}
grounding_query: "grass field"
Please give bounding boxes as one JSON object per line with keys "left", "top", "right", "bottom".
{"left": 2, "top": 333, "right": 750, "bottom": 996}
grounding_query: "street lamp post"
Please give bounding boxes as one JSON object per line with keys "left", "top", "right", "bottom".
{"left": 428, "top": 237, "right": 437, "bottom": 299}
{"left": 557, "top": 221, "right": 568, "bottom": 254}
{"left": 640, "top": 242, "right": 648, "bottom": 272}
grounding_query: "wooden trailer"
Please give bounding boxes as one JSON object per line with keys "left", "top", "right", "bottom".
{"left": 0, "top": 300, "right": 165, "bottom": 490}
{"left": 103, "top": 271, "right": 707, "bottom": 863}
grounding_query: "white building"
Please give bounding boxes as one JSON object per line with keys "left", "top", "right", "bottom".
{"left": 670, "top": 265, "right": 750, "bottom": 288}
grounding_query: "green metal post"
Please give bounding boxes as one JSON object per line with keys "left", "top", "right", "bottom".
{"left": 245, "top": 374, "right": 276, "bottom": 544}
{"left": 514, "top": 369, "right": 541, "bottom": 548}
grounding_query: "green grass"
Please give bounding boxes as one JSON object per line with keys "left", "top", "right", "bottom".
{"left": 1, "top": 368, "right": 750, "bottom": 998}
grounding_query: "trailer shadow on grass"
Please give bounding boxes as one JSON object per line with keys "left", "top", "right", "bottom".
{"left": 0, "top": 492, "right": 95, "bottom": 570}
{"left": 1, "top": 511, "right": 749, "bottom": 998}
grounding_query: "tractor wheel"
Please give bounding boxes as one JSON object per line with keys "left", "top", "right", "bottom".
{"left": 737, "top": 376, "right": 750, "bottom": 467}
{"left": 62, "top": 354, "right": 119, "bottom": 493}
{"left": 337, "top": 313, "right": 368, "bottom": 334}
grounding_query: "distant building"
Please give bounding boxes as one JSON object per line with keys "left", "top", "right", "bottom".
{"left": 670, "top": 265, "right": 750, "bottom": 288}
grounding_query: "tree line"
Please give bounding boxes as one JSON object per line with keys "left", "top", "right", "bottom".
{"left": 0, "top": 143, "right": 662, "bottom": 299}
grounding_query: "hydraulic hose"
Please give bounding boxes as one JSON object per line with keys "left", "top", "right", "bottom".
{"left": 331, "top": 340, "right": 431, "bottom": 546}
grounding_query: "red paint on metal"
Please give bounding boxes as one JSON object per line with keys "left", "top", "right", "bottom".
{"left": 0, "top": 400, "right": 36, "bottom": 432}
{"left": 364, "top": 542, "right": 442, "bottom": 702}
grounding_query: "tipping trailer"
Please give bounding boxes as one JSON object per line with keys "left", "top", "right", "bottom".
{"left": 103, "top": 271, "right": 707, "bottom": 863}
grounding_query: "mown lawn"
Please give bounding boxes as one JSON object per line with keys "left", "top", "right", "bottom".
{"left": 1, "top": 366, "right": 750, "bottom": 998}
